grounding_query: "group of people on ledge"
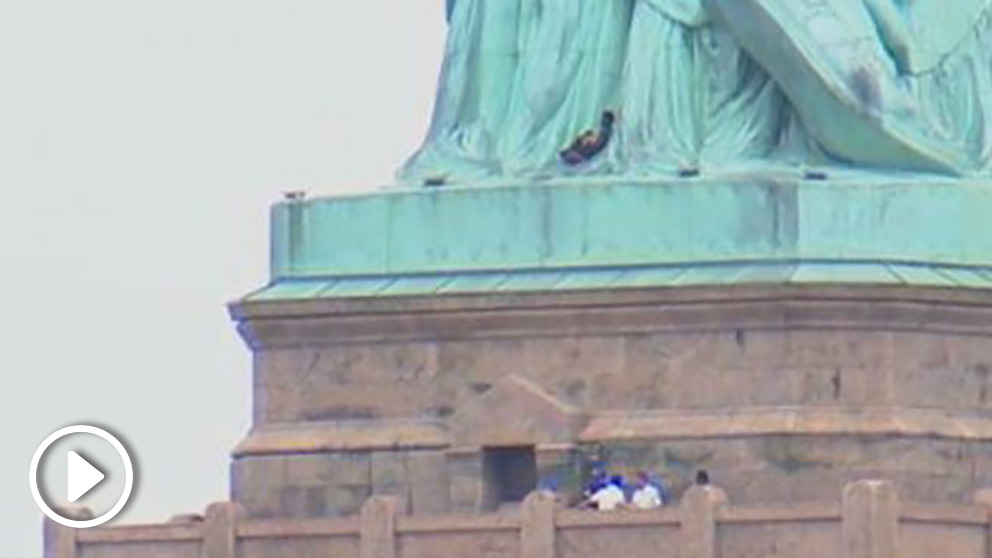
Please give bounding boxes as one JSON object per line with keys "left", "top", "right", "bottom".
{"left": 545, "top": 467, "right": 710, "bottom": 512}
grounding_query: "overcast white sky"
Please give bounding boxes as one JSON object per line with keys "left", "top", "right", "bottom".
{"left": 0, "top": 2, "right": 445, "bottom": 555}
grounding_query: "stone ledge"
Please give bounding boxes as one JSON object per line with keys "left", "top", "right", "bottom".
{"left": 397, "top": 513, "right": 521, "bottom": 534}
{"left": 76, "top": 524, "right": 203, "bottom": 544}
{"left": 581, "top": 407, "right": 992, "bottom": 442}
{"left": 233, "top": 421, "right": 448, "bottom": 456}
{"left": 556, "top": 509, "right": 680, "bottom": 528}
{"left": 265, "top": 179, "right": 992, "bottom": 286}
{"left": 235, "top": 283, "right": 992, "bottom": 320}
{"left": 234, "top": 407, "right": 992, "bottom": 462}
{"left": 236, "top": 517, "right": 360, "bottom": 538}
{"left": 233, "top": 284, "right": 992, "bottom": 349}
{"left": 244, "top": 260, "right": 992, "bottom": 304}
{"left": 900, "top": 503, "right": 989, "bottom": 525}
{"left": 718, "top": 503, "right": 840, "bottom": 524}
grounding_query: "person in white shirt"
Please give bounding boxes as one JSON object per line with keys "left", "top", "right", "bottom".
{"left": 583, "top": 476, "right": 627, "bottom": 511}
{"left": 630, "top": 470, "right": 664, "bottom": 510}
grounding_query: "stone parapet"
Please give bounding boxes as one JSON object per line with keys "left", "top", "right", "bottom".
{"left": 55, "top": 482, "right": 992, "bottom": 558}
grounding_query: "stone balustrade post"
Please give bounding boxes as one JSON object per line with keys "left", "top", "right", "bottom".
{"left": 202, "top": 502, "right": 243, "bottom": 558}
{"left": 972, "top": 488, "right": 992, "bottom": 558}
{"left": 361, "top": 496, "right": 398, "bottom": 558}
{"left": 842, "top": 480, "right": 899, "bottom": 558}
{"left": 679, "top": 485, "right": 728, "bottom": 558}
{"left": 521, "top": 491, "right": 557, "bottom": 558}
{"left": 44, "top": 507, "right": 92, "bottom": 558}
{"left": 973, "top": 487, "right": 992, "bottom": 514}
{"left": 43, "top": 517, "right": 77, "bottom": 558}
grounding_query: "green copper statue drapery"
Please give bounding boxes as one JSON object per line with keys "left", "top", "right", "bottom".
{"left": 401, "top": 0, "right": 992, "bottom": 184}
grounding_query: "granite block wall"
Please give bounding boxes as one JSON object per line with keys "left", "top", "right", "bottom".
{"left": 231, "top": 286, "right": 992, "bottom": 518}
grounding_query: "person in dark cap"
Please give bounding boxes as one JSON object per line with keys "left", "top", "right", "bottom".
{"left": 695, "top": 469, "right": 710, "bottom": 486}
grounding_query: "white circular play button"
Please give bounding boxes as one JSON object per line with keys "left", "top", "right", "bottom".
{"left": 30, "top": 425, "right": 134, "bottom": 528}
{"left": 66, "top": 450, "right": 106, "bottom": 503}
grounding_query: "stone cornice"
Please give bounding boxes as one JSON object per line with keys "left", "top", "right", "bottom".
{"left": 232, "top": 406, "right": 992, "bottom": 458}
{"left": 231, "top": 284, "right": 992, "bottom": 348}
{"left": 580, "top": 407, "right": 992, "bottom": 442}
{"left": 233, "top": 420, "right": 448, "bottom": 457}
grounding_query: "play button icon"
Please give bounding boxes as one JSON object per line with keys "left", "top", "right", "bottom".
{"left": 30, "top": 425, "right": 134, "bottom": 528}
{"left": 67, "top": 451, "right": 106, "bottom": 503}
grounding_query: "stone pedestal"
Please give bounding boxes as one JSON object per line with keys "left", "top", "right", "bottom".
{"left": 229, "top": 179, "right": 992, "bottom": 519}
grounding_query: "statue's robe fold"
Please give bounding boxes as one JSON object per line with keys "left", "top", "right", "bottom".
{"left": 616, "top": 0, "right": 788, "bottom": 173}
{"left": 704, "top": 0, "right": 992, "bottom": 174}
{"left": 402, "top": 0, "right": 633, "bottom": 182}
{"left": 497, "top": 0, "right": 633, "bottom": 176}
{"left": 400, "top": 0, "right": 525, "bottom": 182}
{"left": 403, "top": 0, "right": 992, "bottom": 184}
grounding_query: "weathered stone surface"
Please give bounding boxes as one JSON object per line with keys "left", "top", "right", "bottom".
{"left": 899, "top": 523, "right": 986, "bottom": 558}
{"left": 371, "top": 452, "right": 407, "bottom": 488}
{"left": 232, "top": 455, "right": 286, "bottom": 494}
{"left": 240, "top": 536, "right": 360, "bottom": 558}
{"left": 407, "top": 451, "right": 449, "bottom": 515}
{"left": 370, "top": 451, "right": 412, "bottom": 514}
{"left": 44, "top": 515, "right": 77, "bottom": 558}
{"left": 284, "top": 455, "right": 331, "bottom": 487}
{"left": 249, "top": 295, "right": 992, "bottom": 424}
{"left": 531, "top": 337, "right": 626, "bottom": 408}
{"left": 75, "top": 541, "right": 201, "bottom": 558}
{"left": 451, "top": 375, "right": 586, "bottom": 447}
{"left": 315, "top": 453, "right": 371, "bottom": 487}
{"left": 202, "top": 502, "right": 242, "bottom": 558}
{"left": 398, "top": 532, "right": 519, "bottom": 558}
{"left": 168, "top": 513, "right": 204, "bottom": 524}
{"left": 437, "top": 339, "right": 530, "bottom": 391}
{"left": 680, "top": 485, "right": 728, "bottom": 558}
{"left": 448, "top": 475, "right": 483, "bottom": 513}
{"left": 234, "top": 421, "right": 447, "bottom": 455}
{"left": 230, "top": 284, "right": 992, "bottom": 518}
{"left": 324, "top": 485, "right": 372, "bottom": 517}
{"left": 972, "top": 487, "right": 992, "bottom": 507}
{"left": 231, "top": 456, "right": 287, "bottom": 518}
{"left": 233, "top": 452, "right": 374, "bottom": 519}
{"left": 447, "top": 454, "right": 484, "bottom": 512}
{"left": 520, "top": 492, "right": 556, "bottom": 558}
{"left": 842, "top": 480, "right": 899, "bottom": 558}
{"left": 371, "top": 484, "right": 411, "bottom": 516}
{"left": 256, "top": 344, "right": 440, "bottom": 423}
{"left": 621, "top": 334, "right": 678, "bottom": 408}
{"left": 277, "top": 486, "right": 313, "bottom": 518}
{"left": 360, "top": 497, "right": 397, "bottom": 558}
{"left": 559, "top": 525, "right": 681, "bottom": 558}
{"left": 535, "top": 445, "right": 582, "bottom": 502}
{"left": 719, "top": 520, "right": 842, "bottom": 558}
